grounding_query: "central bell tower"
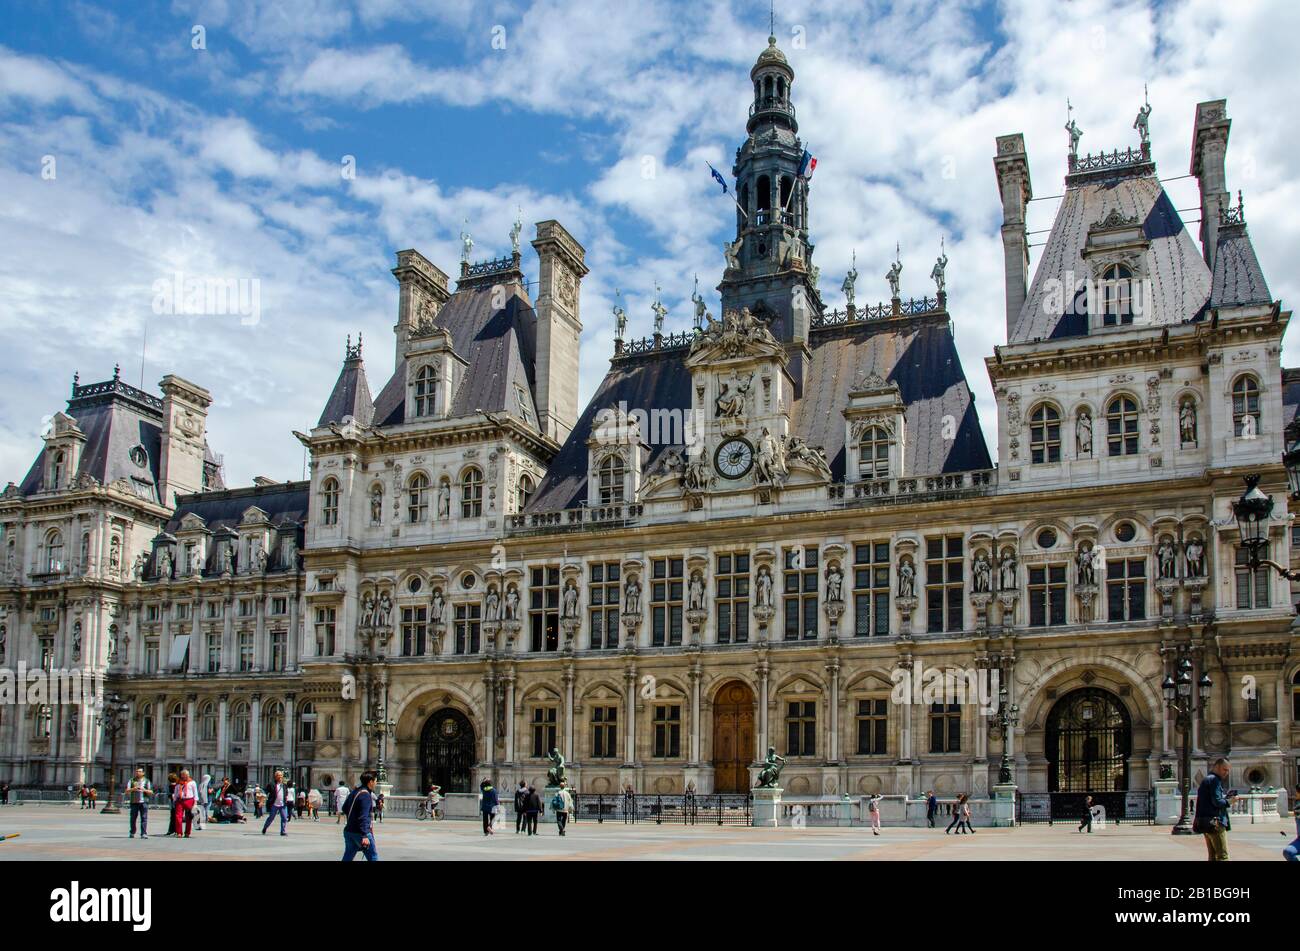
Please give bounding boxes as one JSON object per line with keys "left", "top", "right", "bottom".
{"left": 719, "top": 35, "right": 823, "bottom": 378}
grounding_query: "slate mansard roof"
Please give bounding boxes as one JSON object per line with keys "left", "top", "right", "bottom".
{"left": 156, "top": 480, "right": 308, "bottom": 576}
{"left": 528, "top": 311, "right": 991, "bottom": 511}
{"left": 19, "top": 374, "right": 165, "bottom": 502}
{"left": 370, "top": 276, "right": 539, "bottom": 428}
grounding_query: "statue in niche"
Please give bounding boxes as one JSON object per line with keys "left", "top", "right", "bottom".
{"left": 1076, "top": 542, "right": 1097, "bottom": 587}
{"left": 484, "top": 585, "right": 500, "bottom": 622}
{"left": 375, "top": 591, "right": 393, "bottom": 628}
{"left": 1076, "top": 410, "right": 1093, "bottom": 456}
{"left": 562, "top": 580, "right": 579, "bottom": 618}
{"left": 1184, "top": 537, "right": 1205, "bottom": 578}
{"left": 825, "top": 563, "right": 844, "bottom": 603}
{"left": 437, "top": 481, "right": 451, "bottom": 519}
{"left": 624, "top": 575, "right": 642, "bottom": 615}
{"left": 755, "top": 565, "right": 773, "bottom": 609}
{"left": 972, "top": 551, "right": 993, "bottom": 593}
{"left": 370, "top": 487, "right": 383, "bottom": 524}
{"left": 431, "top": 588, "right": 446, "bottom": 624}
{"left": 715, "top": 372, "right": 753, "bottom": 419}
{"left": 897, "top": 558, "right": 916, "bottom": 599}
{"left": 504, "top": 585, "right": 520, "bottom": 621}
{"left": 998, "top": 550, "right": 1018, "bottom": 592}
{"left": 1157, "top": 538, "right": 1178, "bottom": 580}
{"left": 157, "top": 548, "right": 173, "bottom": 580}
{"left": 687, "top": 571, "right": 706, "bottom": 612}
{"left": 754, "top": 427, "right": 787, "bottom": 485}
{"left": 1179, "top": 398, "right": 1197, "bottom": 445}
{"left": 361, "top": 592, "right": 377, "bottom": 626}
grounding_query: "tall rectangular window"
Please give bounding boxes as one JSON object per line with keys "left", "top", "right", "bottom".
{"left": 1106, "top": 558, "right": 1146, "bottom": 621}
{"left": 853, "top": 542, "right": 891, "bottom": 637}
{"left": 715, "top": 552, "right": 750, "bottom": 644}
{"left": 785, "top": 701, "right": 816, "bottom": 756}
{"left": 929, "top": 703, "right": 961, "bottom": 753}
{"left": 653, "top": 704, "right": 681, "bottom": 758}
{"left": 206, "top": 632, "right": 221, "bottom": 673}
{"left": 856, "top": 699, "right": 888, "bottom": 755}
{"left": 401, "top": 606, "right": 427, "bottom": 656}
{"left": 238, "top": 631, "right": 254, "bottom": 671}
{"left": 1234, "top": 547, "right": 1271, "bottom": 609}
{"left": 588, "top": 561, "right": 621, "bottom": 650}
{"left": 530, "top": 566, "right": 560, "bottom": 652}
{"left": 315, "top": 606, "right": 336, "bottom": 656}
{"left": 590, "top": 705, "right": 618, "bottom": 759}
{"left": 144, "top": 638, "right": 159, "bottom": 674}
{"left": 926, "top": 536, "right": 964, "bottom": 633}
{"left": 269, "top": 630, "right": 286, "bottom": 671}
{"left": 531, "top": 707, "right": 557, "bottom": 757}
{"left": 455, "top": 604, "right": 481, "bottom": 654}
{"left": 1028, "top": 565, "right": 1067, "bottom": 627}
{"left": 651, "top": 557, "right": 684, "bottom": 647}
{"left": 783, "top": 546, "right": 819, "bottom": 641}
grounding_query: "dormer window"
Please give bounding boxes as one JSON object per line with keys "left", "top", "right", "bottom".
{"left": 461, "top": 467, "right": 483, "bottom": 518}
{"left": 597, "top": 455, "right": 626, "bottom": 505}
{"left": 51, "top": 450, "right": 66, "bottom": 489}
{"left": 412, "top": 364, "right": 438, "bottom": 418}
{"left": 320, "top": 477, "right": 339, "bottom": 526}
{"left": 858, "top": 426, "right": 890, "bottom": 479}
{"left": 1029, "top": 404, "right": 1061, "bottom": 464}
{"left": 407, "top": 473, "right": 429, "bottom": 523}
{"left": 1232, "top": 375, "right": 1261, "bottom": 438}
{"left": 1106, "top": 396, "right": 1140, "bottom": 456}
{"left": 518, "top": 474, "right": 535, "bottom": 512}
{"left": 1100, "top": 264, "right": 1134, "bottom": 326}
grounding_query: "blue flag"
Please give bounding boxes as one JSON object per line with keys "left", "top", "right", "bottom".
{"left": 707, "top": 162, "right": 729, "bottom": 194}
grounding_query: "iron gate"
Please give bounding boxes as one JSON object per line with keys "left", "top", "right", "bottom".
{"left": 420, "top": 709, "right": 475, "bottom": 794}
{"left": 1016, "top": 790, "right": 1154, "bottom": 825}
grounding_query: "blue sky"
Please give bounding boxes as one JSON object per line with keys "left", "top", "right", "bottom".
{"left": 1, "top": 0, "right": 1295, "bottom": 486}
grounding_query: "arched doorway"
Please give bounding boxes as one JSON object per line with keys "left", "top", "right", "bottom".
{"left": 420, "top": 708, "right": 476, "bottom": 794}
{"left": 712, "top": 681, "right": 755, "bottom": 793}
{"left": 1045, "top": 687, "right": 1131, "bottom": 792}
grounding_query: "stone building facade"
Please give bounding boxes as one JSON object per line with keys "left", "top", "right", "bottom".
{"left": 1, "top": 39, "right": 1297, "bottom": 804}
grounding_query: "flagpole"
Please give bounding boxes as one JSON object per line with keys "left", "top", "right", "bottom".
{"left": 706, "top": 162, "right": 749, "bottom": 220}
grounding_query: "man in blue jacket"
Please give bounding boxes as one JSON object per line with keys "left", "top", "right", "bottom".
{"left": 1193, "top": 758, "right": 1236, "bottom": 862}
{"left": 1284, "top": 782, "right": 1299, "bottom": 862}
{"left": 341, "top": 771, "right": 379, "bottom": 861}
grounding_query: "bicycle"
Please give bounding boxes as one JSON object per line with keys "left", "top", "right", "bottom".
{"left": 416, "top": 800, "right": 441, "bottom": 821}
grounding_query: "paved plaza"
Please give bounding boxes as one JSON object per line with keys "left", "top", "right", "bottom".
{"left": 0, "top": 806, "right": 1291, "bottom": 861}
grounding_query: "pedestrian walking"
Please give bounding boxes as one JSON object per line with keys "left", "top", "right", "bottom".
{"left": 479, "top": 779, "right": 499, "bottom": 836}
{"left": 1193, "top": 757, "right": 1236, "bottom": 861}
{"left": 254, "top": 785, "right": 266, "bottom": 818}
{"left": 1284, "top": 782, "right": 1299, "bottom": 862}
{"left": 340, "top": 771, "right": 379, "bottom": 862}
{"left": 524, "top": 784, "right": 542, "bottom": 835}
{"left": 1078, "top": 794, "right": 1094, "bottom": 833}
{"left": 126, "top": 768, "right": 152, "bottom": 839}
{"left": 374, "top": 791, "right": 385, "bottom": 822}
{"left": 195, "top": 773, "right": 212, "bottom": 828}
{"left": 286, "top": 782, "right": 297, "bottom": 823}
{"left": 0, "top": 781, "right": 8, "bottom": 805}
{"left": 514, "top": 781, "right": 529, "bottom": 834}
{"left": 308, "top": 787, "right": 322, "bottom": 821}
{"left": 868, "top": 793, "right": 883, "bottom": 835}
{"left": 334, "top": 783, "right": 349, "bottom": 823}
{"left": 925, "top": 791, "right": 938, "bottom": 828}
{"left": 164, "top": 772, "right": 180, "bottom": 835}
{"left": 945, "top": 796, "right": 963, "bottom": 834}
{"left": 553, "top": 782, "right": 573, "bottom": 836}
{"left": 262, "top": 770, "right": 291, "bottom": 836}
{"left": 960, "top": 796, "right": 975, "bottom": 833}
{"left": 172, "top": 769, "right": 198, "bottom": 838}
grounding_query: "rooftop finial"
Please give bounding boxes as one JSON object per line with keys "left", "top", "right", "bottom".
{"left": 113, "top": 363, "right": 120, "bottom": 381}
{"left": 345, "top": 333, "right": 363, "bottom": 360}
{"left": 770, "top": 0, "right": 775, "bottom": 40}
{"left": 71, "top": 370, "right": 79, "bottom": 395}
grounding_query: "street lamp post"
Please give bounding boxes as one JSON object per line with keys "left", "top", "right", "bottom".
{"left": 362, "top": 684, "right": 396, "bottom": 786}
{"left": 991, "top": 682, "right": 1020, "bottom": 785}
{"left": 1162, "top": 653, "right": 1212, "bottom": 835}
{"left": 98, "top": 692, "right": 129, "bottom": 816}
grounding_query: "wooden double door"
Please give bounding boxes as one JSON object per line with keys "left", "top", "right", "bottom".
{"left": 712, "top": 681, "right": 755, "bottom": 793}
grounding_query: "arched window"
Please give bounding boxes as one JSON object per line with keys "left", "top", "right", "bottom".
{"left": 777, "top": 77, "right": 786, "bottom": 100}
{"left": 169, "top": 701, "right": 186, "bottom": 742}
{"left": 299, "top": 701, "right": 317, "bottom": 742}
{"left": 320, "top": 478, "right": 339, "bottom": 526}
{"left": 263, "top": 701, "right": 284, "bottom": 742}
{"left": 51, "top": 450, "right": 65, "bottom": 488}
{"left": 139, "top": 702, "right": 154, "bottom": 742}
{"left": 517, "top": 474, "right": 534, "bottom": 512}
{"left": 1106, "top": 396, "right": 1140, "bottom": 457}
{"left": 1232, "top": 375, "right": 1261, "bottom": 438}
{"left": 597, "top": 455, "right": 625, "bottom": 505}
{"left": 44, "top": 529, "right": 64, "bottom": 574}
{"left": 1029, "top": 404, "right": 1062, "bottom": 464}
{"left": 1292, "top": 670, "right": 1300, "bottom": 722}
{"left": 764, "top": 75, "right": 774, "bottom": 99}
{"left": 461, "top": 467, "right": 483, "bottom": 518}
{"left": 757, "top": 175, "right": 771, "bottom": 217}
{"left": 200, "top": 701, "right": 217, "bottom": 741}
{"left": 407, "top": 473, "right": 429, "bottom": 523}
{"left": 1100, "top": 264, "right": 1133, "bottom": 326}
{"left": 412, "top": 364, "right": 438, "bottom": 417}
{"left": 33, "top": 705, "right": 51, "bottom": 739}
{"left": 858, "top": 426, "right": 890, "bottom": 479}
{"left": 231, "top": 702, "right": 250, "bottom": 743}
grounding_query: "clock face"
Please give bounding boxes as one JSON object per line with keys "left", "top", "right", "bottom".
{"left": 715, "top": 438, "right": 754, "bottom": 479}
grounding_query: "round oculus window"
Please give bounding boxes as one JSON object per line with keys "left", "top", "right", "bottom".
{"left": 1036, "top": 528, "right": 1057, "bottom": 549}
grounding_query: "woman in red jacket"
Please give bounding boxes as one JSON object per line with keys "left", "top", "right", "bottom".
{"left": 172, "top": 769, "right": 198, "bottom": 838}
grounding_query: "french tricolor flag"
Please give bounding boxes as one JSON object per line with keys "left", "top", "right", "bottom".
{"left": 798, "top": 149, "right": 817, "bottom": 180}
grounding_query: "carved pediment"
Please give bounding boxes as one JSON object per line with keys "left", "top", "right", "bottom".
{"left": 687, "top": 308, "right": 786, "bottom": 365}
{"left": 239, "top": 506, "right": 270, "bottom": 526}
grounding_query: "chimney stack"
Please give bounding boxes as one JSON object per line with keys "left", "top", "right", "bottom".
{"left": 531, "top": 220, "right": 588, "bottom": 444}
{"left": 993, "top": 133, "right": 1033, "bottom": 342}
{"left": 1191, "top": 100, "right": 1231, "bottom": 275}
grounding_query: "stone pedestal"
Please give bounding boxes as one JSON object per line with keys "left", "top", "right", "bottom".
{"left": 752, "top": 786, "right": 782, "bottom": 828}
{"left": 992, "top": 783, "right": 1017, "bottom": 827}
{"left": 1153, "top": 779, "right": 1181, "bottom": 825}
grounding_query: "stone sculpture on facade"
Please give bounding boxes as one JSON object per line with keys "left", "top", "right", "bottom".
{"left": 1157, "top": 537, "right": 1178, "bottom": 579}
{"left": 613, "top": 297, "right": 627, "bottom": 342}
{"left": 885, "top": 253, "right": 903, "bottom": 299}
{"left": 562, "top": 580, "right": 579, "bottom": 619}
{"left": 1077, "top": 410, "right": 1093, "bottom": 456}
{"left": 931, "top": 239, "right": 948, "bottom": 295}
{"left": 504, "top": 584, "right": 520, "bottom": 621}
{"left": 841, "top": 251, "right": 858, "bottom": 307}
{"left": 824, "top": 562, "right": 844, "bottom": 603}
{"left": 723, "top": 236, "right": 743, "bottom": 271}
{"left": 430, "top": 588, "right": 445, "bottom": 624}
{"left": 1134, "top": 88, "right": 1152, "bottom": 146}
{"left": 1179, "top": 398, "right": 1197, "bottom": 445}
{"left": 546, "top": 748, "right": 566, "bottom": 786}
{"left": 624, "top": 575, "right": 642, "bottom": 616}
{"left": 437, "top": 480, "right": 451, "bottom": 519}
{"left": 376, "top": 591, "right": 393, "bottom": 627}
{"left": 973, "top": 550, "right": 993, "bottom": 593}
{"left": 1076, "top": 542, "right": 1096, "bottom": 586}
{"left": 715, "top": 372, "right": 754, "bottom": 419}
{"left": 157, "top": 547, "right": 173, "bottom": 580}
{"left": 691, "top": 274, "right": 707, "bottom": 331}
{"left": 897, "top": 557, "right": 916, "bottom": 599}
{"left": 484, "top": 585, "right": 500, "bottom": 622}
{"left": 754, "top": 427, "right": 787, "bottom": 486}
{"left": 998, "top": 549, "right": 1018, "bottom": 591}
{"left": 651, "top": 286, "right": 667, "bottom": 336}
{"left": 687, "top": 571, "right": 706, "bottom": 612}
{"left": 755, "top": 747, "right": 786, "bottom": 788}
{"left": 1185, "top": 537, "right": 1206, "bottom": 578}
{"left": 756, "top": 565, "right": 773, "bottom": 609}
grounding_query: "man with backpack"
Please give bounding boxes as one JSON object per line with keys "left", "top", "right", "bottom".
{"left": 340, "top": 771, "right": 379, "bottom": 861}
{"left": 553, "top": 781, "right": 574, "bottom": 836}
{"left": 513, "top": 781, "right": 529, "bottom": 834}
{"left": 524, "top": 785, "right": 542, "bottom": 836}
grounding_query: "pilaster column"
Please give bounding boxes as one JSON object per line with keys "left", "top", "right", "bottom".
{"left": 825, "top": 660, "right": 840, "bottom": 763}
{"left": 756, "top": 660, "right": 770, "bottom": 761}
{"left": 284, "top": 693, "right": 297, "bottom": 776}
{"left": 217, "top": 693, "right": 230, "bottom": 769}
{"left": 483, "top": 673, "right": 497, "bottom": 766}
{"left": 153, "top": 693, "right": 166, "bottom": 770}
{"left": 563, "top": 666, "right": 575, "bottom": 762}
{"left": 504, "top": 672, "right": 517, "bottom": 764}
{"left": 624, "top": 666, "right": 638, "bottom": 766}
{"left": 250, "top": 693, "right": 263, "bottom": 776}
{"left": 184, "top": 693, "right": 197, "bottom": 764}
{"left": 688, "top": 664, "right": 702, "bottom": 764}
